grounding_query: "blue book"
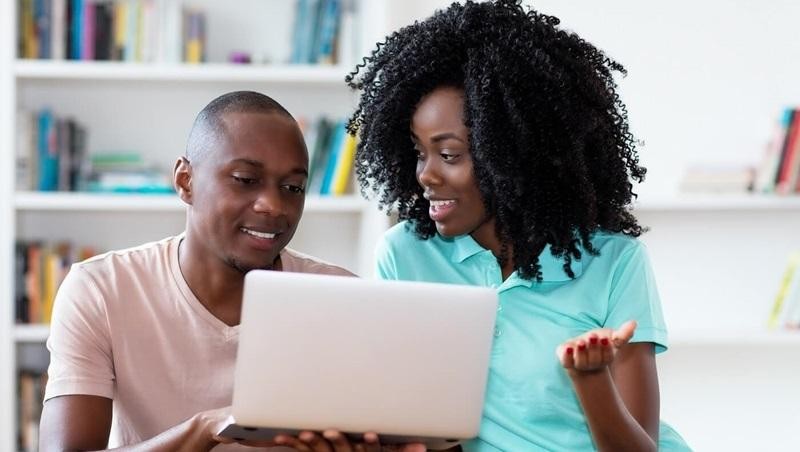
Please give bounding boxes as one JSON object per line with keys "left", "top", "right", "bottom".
{"left": 290, "top": 0, "right": 308, "bottom": 63}
{"left": 319, "top": 120, "right": 345, "bottom": 195}
{"left": 37, "top": 110, "right": 59, "bottom": 191}
{"left": 315, "top": 0, "right": 339, "bottom": 64}
{"left": 70, "top": 0, "right": 83, "bottom": 59}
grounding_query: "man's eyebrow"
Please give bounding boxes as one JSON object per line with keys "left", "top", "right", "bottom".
{"left": 229, "top": 159, "right": 308, "bottom": 177}
{"left": 230, "top": 158, "right": 263, "bottom": 167}
{"left": 289, "top": 168, "right": 309, "bottom": 177}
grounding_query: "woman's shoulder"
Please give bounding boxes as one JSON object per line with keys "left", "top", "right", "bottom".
{"left": 382, "top": 221, "right": 429, "bottom": 246}
{"left": 583, "top": 230, "right": 650, "bottom": 269}
{"left": 589, "top": 230, "right": 646, "bottom": 255}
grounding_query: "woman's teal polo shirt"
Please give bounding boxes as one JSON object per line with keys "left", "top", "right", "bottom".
{"left": 375, "top": 222, "right": 690, "bottom": 451}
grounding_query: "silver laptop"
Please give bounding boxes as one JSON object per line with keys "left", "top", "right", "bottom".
{"left": 217, "top": 270, "right": 498, "bottom": 450}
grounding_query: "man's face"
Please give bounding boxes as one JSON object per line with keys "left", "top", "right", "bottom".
{"left": 187, "top": 111, "right": 308, "bottom": 273}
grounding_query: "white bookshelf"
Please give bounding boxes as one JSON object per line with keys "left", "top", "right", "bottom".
{"left": 669, "top": 328, "right": 800, "bottom": 346}
{"left": 1, "top": 1, "right": 394, "bottom": 450}
{"left": 13, "top": 60, "right": 353, "bottom": 84}
{"left": 4, "top": 0, "right": 800, "bottom": 451}
{"left": 13, "top": 325, "right": 50, "bottom": 344}
{"left": 14, "top": 191, "right": 369, "bottom": 213}
{"left": 633, "top": 193, "right": 800, "bottom": 211}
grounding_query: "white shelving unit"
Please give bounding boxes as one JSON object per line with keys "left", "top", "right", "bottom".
{"left": 3, "top": 0, "right": 799, "bottom": 451}
{"left": 14, "top": 191, "right": 370, "bottom": 213}
{"left": 0, "top": 1, "right": 395, "bottom": 450}
{"left": 13, "top": 60, "right": 355, "bottom": 84}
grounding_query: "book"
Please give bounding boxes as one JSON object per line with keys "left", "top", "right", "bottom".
{"left": 331, "top": 130, "right": 357, "bottom": 195}
{"left": 768, "top": 252, "right": 800, "bottom": 329}
{"left": 319, "top": 120, "right": 346, "bottom": 195}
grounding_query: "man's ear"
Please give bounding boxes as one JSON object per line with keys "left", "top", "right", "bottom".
{"left": 174, "top": 156, "right": 193, "bottom": 205}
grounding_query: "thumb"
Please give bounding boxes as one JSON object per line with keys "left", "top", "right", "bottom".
{"left": 612, "top": 320, "right": 637, "bottom": 347}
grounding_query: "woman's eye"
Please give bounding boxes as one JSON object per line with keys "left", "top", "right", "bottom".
{"left": 233, "top": 176, "right": 257, "bottom": 185}
{"left": 414, "top": 148, "right": 425, "bottom": 161}
{"left": 283, "top": 185, "right": 305, "bottom": 194}
{"left": 440, "top": 152, "right": 459, "bottom": 162}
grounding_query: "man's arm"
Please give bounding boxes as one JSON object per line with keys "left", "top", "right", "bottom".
{"left": 39, "top": 395, "right": 229, "bottom": 452}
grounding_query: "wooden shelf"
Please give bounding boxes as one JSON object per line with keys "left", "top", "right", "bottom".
{"left": 13, "top": 60, "right": 351, "bottom": 84}
{"left": 632, "top": 194, "right": 800, "bottom": 212}
{"left": 13, "top": 324, "right": 50, "bottom": 343}
{"left": 14, "top": 192, "right": 370, "bottom": 213}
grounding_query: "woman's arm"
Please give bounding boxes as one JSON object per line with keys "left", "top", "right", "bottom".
{"left": 557, "top": 322, "right": 659, "bottom": 452}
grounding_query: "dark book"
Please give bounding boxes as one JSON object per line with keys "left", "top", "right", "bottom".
{"left": 94, "top": 1, "right": 112, "bottom": 60}
{"left": 14, "top": 242, "right": 30, "bottom": 324}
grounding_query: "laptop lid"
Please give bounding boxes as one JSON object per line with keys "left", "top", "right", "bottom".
{"left": 225, "top": 270, "right": 497, "bottom": 445}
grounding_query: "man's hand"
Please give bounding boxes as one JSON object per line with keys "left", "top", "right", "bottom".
{"left": 272, "top": 430, "right": 426, "bottom": 452}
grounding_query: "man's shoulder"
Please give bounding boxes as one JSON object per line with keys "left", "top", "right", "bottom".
{"left": 281, "top": 248, "right": 356, "bottom": 277}
{"left": 76, "top": 235, "right": 178, "bottom": 277}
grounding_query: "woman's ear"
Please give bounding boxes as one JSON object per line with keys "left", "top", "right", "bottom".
{"left": 174, "top": 156, "right": 193, "bottom": 205}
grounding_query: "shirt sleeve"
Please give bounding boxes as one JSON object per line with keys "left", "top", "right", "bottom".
{"left": 374, "top": 233, "right": 399, "bottom": 280}
{"left": 44, "top": 264, "right": 115, "bottom": 401}
{"left": 605, "top": 242, "right": 669, "bottom": 353}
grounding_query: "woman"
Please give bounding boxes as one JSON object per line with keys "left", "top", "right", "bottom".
{"left": 344, "top": 1, "right": 690, "bottom": 451}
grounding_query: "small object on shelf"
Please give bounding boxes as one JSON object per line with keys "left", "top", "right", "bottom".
{"left": 678, "top": 163, "right": 755, "bottom": 194}
{"left": 228, "top": 51, "right": 251, "bottom": 64}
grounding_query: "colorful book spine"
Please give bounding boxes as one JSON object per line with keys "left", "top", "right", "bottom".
{"left": 331, "top": 131, "right": 356, "bottom": 195}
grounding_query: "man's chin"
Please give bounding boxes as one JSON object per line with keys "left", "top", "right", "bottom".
{"left": 227, "top": 256, "right": 278, "bottom": 274}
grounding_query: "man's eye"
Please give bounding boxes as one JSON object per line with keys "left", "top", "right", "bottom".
{"left": 283, "top": 185, "right": 305, "bottom": 194}
{"left": 233, "top": 176, "right": 257, "bottom": 185}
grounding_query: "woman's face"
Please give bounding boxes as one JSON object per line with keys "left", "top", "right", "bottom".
{"left": 411, "top": 86, "right": 494, "bottom": 243}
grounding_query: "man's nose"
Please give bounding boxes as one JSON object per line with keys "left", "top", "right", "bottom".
{"left": 253, "top": 186, "right": 285, "bottom": 215}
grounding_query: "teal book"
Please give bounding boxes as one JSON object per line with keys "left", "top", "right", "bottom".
{"left": 319, "top": 120, "right": 345, "bottom": 195}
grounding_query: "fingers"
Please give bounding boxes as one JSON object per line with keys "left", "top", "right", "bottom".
{"left": 612, "top": 320, "right": 637, "bottom": 347}
{"left": 275, "top": 431, "right": 339, "bottom": 452}
{"left": 559, "top": 333, "right": 614, "bottom": 372}
{"left": 275, "top": 433, "right": 315, "bottom": 452}
{"left": 556, "top": 343, "right": 576, "bottom": 368}
{"left": 359, "top": 432, "right": 381, "bottom": 452}
{"left": 323, "top": 430, "right": 355, "bottom": 452}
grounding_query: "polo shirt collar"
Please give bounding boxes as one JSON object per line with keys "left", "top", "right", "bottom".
{"left": 450, "top": 234, "right": 583, "bottom": 283}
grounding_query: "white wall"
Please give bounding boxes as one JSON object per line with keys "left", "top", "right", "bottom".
{"left": 388, "top": 0, "right": 800, "bottom": 197}
{"left": 529, "top": 0, "right": 800, "bottom": 198}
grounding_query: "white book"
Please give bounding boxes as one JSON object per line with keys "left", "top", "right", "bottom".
{"left": 51, "top": 0, "right": 66, "bottom": 60}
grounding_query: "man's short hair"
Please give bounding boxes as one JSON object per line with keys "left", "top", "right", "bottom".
{"left": 186, "top": 91, "right": 295, "bottom": 163}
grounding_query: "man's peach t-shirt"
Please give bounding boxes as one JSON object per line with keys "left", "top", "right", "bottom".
{"left": 45, "top": 234, "right": 353, "bottom": 448}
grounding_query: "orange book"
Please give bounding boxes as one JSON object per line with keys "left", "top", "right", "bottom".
{"left": 25, "top": 244, "right": 42, "bottom": 324}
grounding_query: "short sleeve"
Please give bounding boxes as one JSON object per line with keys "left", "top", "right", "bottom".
{"left": 374, "top": 233, "right": 399, "bottom": 281}
{"left": 605, "top": 242, "right": 669, "bottom": 353}
{"left": 45, "top": 264, "right": 115, "bottom": 401}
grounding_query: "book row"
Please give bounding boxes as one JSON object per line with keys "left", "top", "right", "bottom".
{"left": 754, "top": 107, "right": 800, "bottom": 195}
{"left": 15, "top": 240, "right": 97, "bottom": 325}
{"left": 17, "top": 370, "right": 47, "bottom": 452}
{"left": 16, "top": 108, "right": 356, "bottom": 196}
{"left": 17, "top": 0, "right": 351, "bottom": 65}
{"left": 18, "top": 0, "right": 204, "bottom": 63}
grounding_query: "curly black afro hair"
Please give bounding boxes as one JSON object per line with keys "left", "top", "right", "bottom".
{"left": 346, "top": 0, "right": 646, "bottom": 281}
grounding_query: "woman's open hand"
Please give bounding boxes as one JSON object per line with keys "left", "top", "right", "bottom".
{"left": 555, "top": 320, "right": 637, "bottom": 374}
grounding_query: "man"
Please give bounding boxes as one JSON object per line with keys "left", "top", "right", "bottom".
{"left": 39, "top": 91, "right": 353, "bottom": 451}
